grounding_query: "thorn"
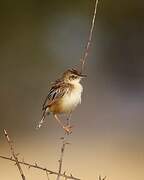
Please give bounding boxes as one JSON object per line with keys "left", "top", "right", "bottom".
{"left": 22, "top": 157, "right": 25, "bottom": 163}
{"left": 15, "top": 153, "right": 20, "bottom": 157}
{"left": 35, "top": 162, "right": 38, "bottom": 167}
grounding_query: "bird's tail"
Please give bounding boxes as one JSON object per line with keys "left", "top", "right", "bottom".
{"left": 36, "top": 107, "right": 50, "bottom": 129}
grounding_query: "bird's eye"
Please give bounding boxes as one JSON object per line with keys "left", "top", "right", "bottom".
{"left": 71, "top": 75, "right": 76, "bottom": 79}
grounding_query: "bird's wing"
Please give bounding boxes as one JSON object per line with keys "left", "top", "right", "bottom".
{"left": 42, "top": 81, "right": 70, "bottom": 110}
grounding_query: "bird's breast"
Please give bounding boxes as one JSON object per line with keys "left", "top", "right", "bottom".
{"left": 61, "top": 83, "right": 83, "bottom": 113}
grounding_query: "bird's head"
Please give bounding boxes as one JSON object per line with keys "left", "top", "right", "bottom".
{"left": 62, "top": 69, "right": 86, "bottom": 83}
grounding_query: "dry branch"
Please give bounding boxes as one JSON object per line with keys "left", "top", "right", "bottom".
{"left": 56, "top": 138, "right": 69, "bottom": 180}
{"left": 4, "top": 129, "right": 26, "bottom": 180}
{"left": 0, "top": 155, "right": 81, "bottom": 180}
{"left": 80, "top": 0, "right": 99, "bottom": 73}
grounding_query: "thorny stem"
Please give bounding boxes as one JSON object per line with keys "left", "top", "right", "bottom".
{"left": 4, "top": 129, "right": 26, "bottom": 180}
{"left": 56, "top": 138, "right": 69, "bottom": 180}
{"left": 80, "top": 0, "right": 99, "bottom": 73}
{"left": 0, "top": 155, "right": 80, "bottom": 180}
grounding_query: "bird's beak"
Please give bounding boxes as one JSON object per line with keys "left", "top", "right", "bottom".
{"left": 79, "top": 74, "right": 87, "bottom": 78}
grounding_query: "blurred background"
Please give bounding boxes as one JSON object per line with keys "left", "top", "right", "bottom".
{"left": 0, "top": 0, "right": 144, "bottom": 179}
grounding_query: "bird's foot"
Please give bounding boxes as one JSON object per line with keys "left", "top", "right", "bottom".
{"left": 63, "top": 125, "right": 73, "bottom": 135}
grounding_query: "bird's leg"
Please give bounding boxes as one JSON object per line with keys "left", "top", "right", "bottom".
{"left": 54, "top": 114, "right": 72, "bottom": 134}
{"left": 66, "top": 113, "right": 72, "bottom": 127}
{"left": 54, "top": 114, "right": 64, "bottom": 128}
{"left": 66, "top": 113, "right": 74, "bottom": 132}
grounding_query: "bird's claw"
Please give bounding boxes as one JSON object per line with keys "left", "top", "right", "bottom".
{"left": 63, "top": 125, "right": 73, "bottom": 135}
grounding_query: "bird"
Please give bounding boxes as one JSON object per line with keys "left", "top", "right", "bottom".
{"left": 37, "top": 68, "right": 86, "bottom": 134}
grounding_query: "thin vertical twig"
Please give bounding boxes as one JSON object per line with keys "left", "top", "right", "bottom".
{"left": 4, "top": 129, "right": 26, "bottom": 180}
{"left": 46, "top": 170, "right": 50, "bottom": 180}
{"left": 56, "top": 138, "right": 69, "bottom": 180}
{"left": 80, "top": 0, "right": 99, "bottom": 73}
